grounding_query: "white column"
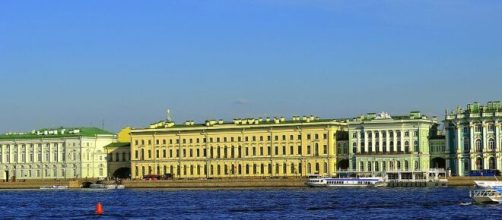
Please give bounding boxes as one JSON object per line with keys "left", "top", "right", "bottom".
{"left": 400, "top": 129, "right": 405, "bottom": 152}
{"left": 356, "top": 130, "right": 361, "bottom": 153}
{"left": 363, "top": 131, "right": 368, "bottom": 153}
{"left": 393, "top": 131, "right": 397, "bottom": 152}
{"left": 371, "top": 131, "right": 376, "bottom": 152}
{"left": 378, "top": 131, "right": 383, "bottom": 153}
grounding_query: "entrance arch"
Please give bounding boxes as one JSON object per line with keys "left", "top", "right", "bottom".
{"left": 112, "top": 167, "right": 131, "bottom": 179}
{"left": 430, "top": 157, "right": 446, "bottom": 169}
{"left": 337, "top": 159, "right": 349, "bottom": 170}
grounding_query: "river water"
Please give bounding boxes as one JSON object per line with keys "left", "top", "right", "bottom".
{"left": 0, "top": 187, "right": 501, "bottom": 219}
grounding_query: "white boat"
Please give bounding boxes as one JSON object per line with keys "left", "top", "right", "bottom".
{"left": 474, "top": 181, "right": 502, "bottom": 189}
{"left": 470, "top": 189, "right": 502, "bottom": 204}
{"left": 40, "top": 185, "right": 69, "bottom": 190}
{"left": 306, "top": 175, "right": 386, "bottom": 187}
{"left": 325, "top": 177, "right": 387, "bottom": 187}
{"left": 470, "top": 180, "right": 502, "bottom": 204}
{"left": 89, "top": 183, "right": 125, "bottom": 189}
{"left": 305, "top": 175, "right": 327, "bottom": 187}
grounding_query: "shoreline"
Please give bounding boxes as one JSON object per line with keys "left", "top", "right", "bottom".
{"left": 0, "top": 176, "right": 497, "bottom": 189}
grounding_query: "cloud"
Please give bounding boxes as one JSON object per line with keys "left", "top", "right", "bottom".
{"left": 233, "top": 98, "right": 251, "bottom": 105}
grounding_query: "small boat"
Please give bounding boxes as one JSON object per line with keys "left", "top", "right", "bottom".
{"left": 470, "top": 189, "right": 502, "bottom": 204}
{"left": 89, "top": 183, "right": 125, "bottom": 189}
{"left": 40, "top": 185, "right": 69, "bottom": 190}
{"left": 470, "top": 180, "right": 502, "bottom": 204}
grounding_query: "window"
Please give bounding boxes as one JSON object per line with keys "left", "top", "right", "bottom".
{"left": 476, "top": 139, "right": 482, "bottom": 152}
{"left": 489, "top": 124, "right": 495, "bottom": 132}
{"left": 489, "top": 139, "right": 496, "bottom": 151}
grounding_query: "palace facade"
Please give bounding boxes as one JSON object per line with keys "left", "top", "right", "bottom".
{"left": 445, "top": 101, "right": 502, "bottom": 176}
{"left": 0, "top": 127, "right": 115, "bottom": 181}
{"left": 347, "top": 111, "right": 440, "bottom": 179}
{"left": 130, "top": 116, "right": 347, "bottom": 179}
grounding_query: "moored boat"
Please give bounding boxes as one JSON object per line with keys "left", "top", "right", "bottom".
{"left": 306, "top": 175, "right": 387, "bottom": 187}
{"left": 325, "top": 177, "right": 387, "bottom": 187}
{"left": 40, "top": 185, "right": 68, "bottom": 190}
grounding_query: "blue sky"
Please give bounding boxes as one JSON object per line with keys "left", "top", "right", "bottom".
{"left": 1, "top": 0, "right": 501, "bottom": 133}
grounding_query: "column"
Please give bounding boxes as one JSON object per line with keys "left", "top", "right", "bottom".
{"left": 482, "top": 121, "right": 489, "bottom": 169}
{"left": 356, "top": 130, "right": 361, "bottom": 153}
{"left": 496, "top": 121, "right": 501, "bottom": 170}
{"left": 378, "top": 131, "right": 383, "bottom": 153}
{"left": 363, "top": 131, "right": 368, "bottom": 153}
{"left": 393, "top": 130, "right": 397, "bottom": 153}
{"left": 370, "top": 131, "right": 377, "bottom": 152}
{"left": 400, "top": 129, "right": 405, "bottom": 152}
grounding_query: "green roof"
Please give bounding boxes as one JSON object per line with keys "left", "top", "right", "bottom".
{"left": 104, "top": 142, "right": 130, "bottom": 148}
{"left": 0, "top": 127, "right": 114, "bottom": 140}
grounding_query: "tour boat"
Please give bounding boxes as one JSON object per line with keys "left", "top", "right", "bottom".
{"left": 305, "top": 175, "right": 327, "bottom": 187}
{"left": 306, "top": 175, "right": 386, "bottom": 187}
{"left": 470, "top": 180, "right": 502, "bottom": 204}
{"left": 324, "top": 177, "right": 387, "bottom": 187}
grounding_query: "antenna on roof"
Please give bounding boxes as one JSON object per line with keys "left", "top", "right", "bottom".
{"left": 167, "top": 108, "right": 173, "bottom": 122}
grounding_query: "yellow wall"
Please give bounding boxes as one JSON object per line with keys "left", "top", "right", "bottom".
{"left": 117, "top": 127, "right": 131, "bottom": 143}
{"left": 130, "top": 121, "right": 345, "bottom": 179}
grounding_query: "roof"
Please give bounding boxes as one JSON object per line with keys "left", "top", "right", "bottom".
{"left": 0, "top": 127, "right": 114, "bottom": 140}
{"left": 104, "top": 142, "right": 130, "bottom": 148}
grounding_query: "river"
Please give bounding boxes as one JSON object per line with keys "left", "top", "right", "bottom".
{"left": 0, "top": 187, "right": 501, "bottom": 219}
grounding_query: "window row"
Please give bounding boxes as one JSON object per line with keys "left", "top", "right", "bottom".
{"left": 134, "top": 144, "right": 330, "bottom": 160}
{"left": 134, "top": 133, "right": 332, "bottom": 146}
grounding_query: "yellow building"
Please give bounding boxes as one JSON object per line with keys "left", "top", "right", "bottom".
{"left": 130, "top": 116, "right": 347, "bottom": 179}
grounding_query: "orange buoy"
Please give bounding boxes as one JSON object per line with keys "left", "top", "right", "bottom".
{"left": 96, "top": 202, "right": 104, "bottom": 215}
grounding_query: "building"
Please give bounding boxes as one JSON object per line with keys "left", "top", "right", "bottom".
{"left": 130, "top": 116, "right": 347, "bottom": 179}
{"left": 105, "top": 127, "right": 131, "bottom": 178}
{"left": 348, "top": 111, "right": 438, "bottom": 179}
{"left": 0, "top": 127, "right": 115, "bottom": 181}
{"left": 445, "top": 101, "right": 502, "bottom": 176}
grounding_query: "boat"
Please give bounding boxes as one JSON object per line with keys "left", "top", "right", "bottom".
{"left": 40, "top": 185, "right": 69, "bottom": 190}
{"left": 305, "top": 175, "right": 327, "bottom": 187}
{"left": 325, "top": 177, "right": 387, "bottom": 187}
{"left": 474, "top": 180, "right": 502, "bottom": 189}
{"left": 89, "top": 183, "right": 125, "bottom": 189}
{"left": 470, "top": 180, "right": 502, "bottom": 204}
{"left": 306, "top": 175, "right": 387, "bottom": 187}
{"left": 470, "top": 188, "right": 502, "bottom": 204}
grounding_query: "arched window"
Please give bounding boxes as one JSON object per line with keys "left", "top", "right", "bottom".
{"left": 489, "top": 157, "right": 496, "bottom": 170}
{"left": 476, "top": 158, "right": 483, "bottom": 170}
{"left": 415, "top": 161, "right": 419, "bottom": 171}
{"left": 404, "top": 161, "right": 409, "bottom": 171}
{"left": 375, "top": 162, "right": 379, "bottom": 171}
{"left": 489, "top": 139, "right": 496, "bottom": 151}
{"left": 476, "top": 139, "right": 482, "bottom": 152}
{"left": 404, "top": 141, "right": 410, "bottom": 153}
{"left": 367, "top": 162, "right": 372, "bottom": 172}
{"left": 360, "top": 161, "right": 364, "bottom": 171}
{"left": 397, "top": 161, "right": 401, "bottom": 170}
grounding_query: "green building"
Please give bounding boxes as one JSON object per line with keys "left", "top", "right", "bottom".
{"left": 445, "top": 101, "right": 502, "bottom": 176}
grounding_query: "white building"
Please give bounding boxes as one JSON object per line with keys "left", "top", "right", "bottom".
{"left": 348, "top": 111, "right": 439, "bottom": 179}
{"left": 0, "top": 127, "right": 115, "bottom": 181}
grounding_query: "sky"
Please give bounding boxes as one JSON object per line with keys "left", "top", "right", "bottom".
{"left": 1, "top": 0, "right": 501, "bottom": 133}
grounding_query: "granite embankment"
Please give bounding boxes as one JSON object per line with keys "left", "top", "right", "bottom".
{"left": 0, "top": 176, "right": 499, "bottom": 189}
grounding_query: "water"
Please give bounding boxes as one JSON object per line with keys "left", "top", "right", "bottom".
{"left": 1, "top": 187, "right": 501, "bottom": 219}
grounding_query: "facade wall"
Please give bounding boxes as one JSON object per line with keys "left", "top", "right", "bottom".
{"left": 0, "top": 134, "right": 114, "bottom": 180}
{"left": 348, "top": 113, "right": 438, "bottom": 175}
{"left": 130, "top": 120, "right": 346, "bottom": 179}
{"left": 445, "top": 102, "right": 502, "bottom": 176}
{"left": 106, "top": 145, "right": 131, "bottom": 178}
